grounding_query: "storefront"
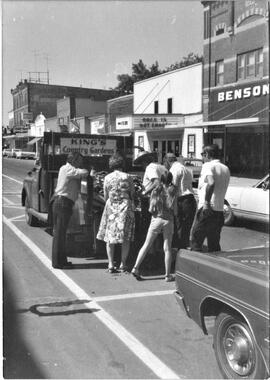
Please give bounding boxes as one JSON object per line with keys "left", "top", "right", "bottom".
{"left": 205, "top": 81, "right": 269, "bottom": 178}
{"left": 132, "top": 114, "right": 204, "bottom": 162}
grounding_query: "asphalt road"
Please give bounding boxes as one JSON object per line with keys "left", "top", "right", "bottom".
{"left": 2, "top": 157, "right": 269, "bottom": 379}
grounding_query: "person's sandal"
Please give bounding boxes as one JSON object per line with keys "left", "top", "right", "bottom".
{"left": 131, "top": 267, "right": 142, "bottom": 280}
{"left": 165, "top": 274, "right": 174, "bottom": 282}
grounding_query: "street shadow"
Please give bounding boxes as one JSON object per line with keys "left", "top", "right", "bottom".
{"left": 17, "top": 299, "right": 99, "bottom": 317}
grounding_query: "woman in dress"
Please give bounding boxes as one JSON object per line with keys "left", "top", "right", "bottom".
{"left": 97, "top": 152, "right": 135, "bottom": 273}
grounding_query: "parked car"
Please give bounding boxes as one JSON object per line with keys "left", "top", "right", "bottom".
{"left": 16, "top": 149, "right": 36, "bottom": 159}
{"left": 174, "top": 247, "right": 269, "bottom": 379}
{"left": 224, "top": 174, "right": 269, "bottom": 226}
{"left": 183, "top": 158, "right": 202, "bottom": 188}
{"left": 2, "top": 148, "right": 11, "bottom": 157}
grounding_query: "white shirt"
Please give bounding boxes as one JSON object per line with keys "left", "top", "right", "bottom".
{"left": 55, "top": 162, "right": 88, "bottom": 203}
{"left": 198, "top": 159, "right": 230, "bottom": 211}
{"left": 143, "top": 163, "right": 167, "bottom": 192}
{"left": 169, "top": 161, "right": 194, "bottom": 196}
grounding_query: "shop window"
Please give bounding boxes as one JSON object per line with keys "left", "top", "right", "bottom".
{"left": 215, "top": 60, "right": 224, "bottom": 86}
{"left": 237, "top": 48, "right": 263, "bottom": 80}
{"left": 167, "top": 98, "right": 173, "bottom": 114}
{"left": 154, "top": 101, "right": 159, "bottom": 114}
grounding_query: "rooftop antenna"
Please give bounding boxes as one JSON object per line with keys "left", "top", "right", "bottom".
{"left": 43, "top": 53, "right": 50, "bottom": 84}
{"left": 31, "top": 48, "right": 40, "bottom": 72}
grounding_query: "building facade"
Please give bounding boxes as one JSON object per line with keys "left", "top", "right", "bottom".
{"left": 10, "top": 80, "right": 117, "bottom": 134}
{"left": 202, "top": 0, "right": 269, "bottom": 178}
{"left": 133, "top": 63, "right": 203, "bottom": 161}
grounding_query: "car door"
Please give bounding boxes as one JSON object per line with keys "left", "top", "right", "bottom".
{"left": 240, "top": 183, "right": 269, "bottom": 219}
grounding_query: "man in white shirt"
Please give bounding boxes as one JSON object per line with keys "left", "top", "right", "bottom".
{"left": 164, "top": 153, "right": 197, "bottom": 248}
{"left": 52, "top": 152, "right": 89, "bottom": 269}
{"left": 191, "top": 144, "right": 230, "bottom": 252}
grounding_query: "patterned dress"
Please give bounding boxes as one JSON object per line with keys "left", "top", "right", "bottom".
{"left": 96, "top": 170, "right": 135, "bottom": 244}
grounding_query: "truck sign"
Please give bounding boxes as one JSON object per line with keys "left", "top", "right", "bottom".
{"left": 60, "top": 137, "right": 117, "bottom": 156}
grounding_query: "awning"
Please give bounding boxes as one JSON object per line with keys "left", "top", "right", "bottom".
{"left": 27, "top": 137, "right": 42, "bottom": 145}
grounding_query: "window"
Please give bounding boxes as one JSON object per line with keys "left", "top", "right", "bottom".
{"left": 237, "top": 48, "right": 263, "bottom": 80}
{"left": 216, "top": 60, "right": 224, "bottom": 86}
{"left": 167, "top": 98, "right": 172, "bottom": 114}
{"left": 216, "top": 28, "right": 224, "bottom": 36}
{"left": 154, "top": 101, "right": 159, "bottom": 114}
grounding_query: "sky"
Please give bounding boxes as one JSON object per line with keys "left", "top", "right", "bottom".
{"left": 1, "top": 0, "right": 203, "bottom": 126}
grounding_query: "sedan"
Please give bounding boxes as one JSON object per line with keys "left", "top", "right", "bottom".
{"left": 175, "top": 246, "right": 269, "bottom": 379}
{"left": 224, "top": 174, "right": 269, "bottom": 225}
{"left": 16, "top": 150, "right": 36, "bottom": 159}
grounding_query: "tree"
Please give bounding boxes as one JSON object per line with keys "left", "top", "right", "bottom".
{"left": 164, "top": 52, "right": 203, "bottom": 72}
{"left": 113, "top": 53, "right": 202, "bottom": 94}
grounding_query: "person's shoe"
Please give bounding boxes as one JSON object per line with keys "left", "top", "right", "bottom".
{"left": 107, "top": 267, "right": 118, "bottom": 273}
{"left": 165, "top": 274, "right": 174, "bottom": 282}
{"left": 119, "top": 265, "right": 128, "bottom": 273}
{"left": 131, "top": 267, "right": 142, "bottom": 280}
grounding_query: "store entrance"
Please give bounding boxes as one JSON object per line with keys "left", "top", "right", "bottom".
{"left": 153, "top": 139, "right": 182, "bottom": 163}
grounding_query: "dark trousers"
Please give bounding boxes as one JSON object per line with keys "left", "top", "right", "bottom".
{"left": 191, "top": 207, "right": 224, "bottom": 252}
{"left": 174, "top": 194, "right": 197, "bottom": 249}
{"left": 52, "top": 196, "right": 74, "bottom": 268}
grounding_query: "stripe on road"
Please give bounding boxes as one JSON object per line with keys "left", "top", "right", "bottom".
{"left": 2, "top": 174, "right": 23, "bottom": 185}
{"left": 3, "top": 215, "right": 181, "bottom": 380}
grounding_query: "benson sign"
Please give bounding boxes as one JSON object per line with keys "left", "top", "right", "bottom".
{"left": 218, "top": 83, "right": 269, "bottom": 102}
{"left": 60, "top": 137, "right": 116, "bottom": 156}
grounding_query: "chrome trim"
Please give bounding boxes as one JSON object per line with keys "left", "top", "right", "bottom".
{"left": 176, "top": 271, "right": 268, "bottom": 319}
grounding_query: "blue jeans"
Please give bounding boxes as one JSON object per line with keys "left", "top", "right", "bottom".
{"left": 52, "top": 196, "right": 74, "bottom": 267}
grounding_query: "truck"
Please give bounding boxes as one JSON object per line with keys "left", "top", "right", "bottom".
{"left": 21, "top": 131, "right": 135, "bottom": 257}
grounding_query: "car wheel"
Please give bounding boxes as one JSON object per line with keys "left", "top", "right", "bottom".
{"left": 223, "top": 200, "right": 234, "bottom": 226}
{"left": 25, "top": 196, "right": 38, "bottom": 226}
{"left": 213, "top": 312, "right": 267, "bottom": 379}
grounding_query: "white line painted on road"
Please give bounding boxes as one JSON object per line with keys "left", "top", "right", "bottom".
{"left": 9, "top": 214, "right": 25, "bottom": 221}
{"left": 94, "top": 290, "right": 174, "bottom": 303}
{"left": 2, "top": 174, "right": 23, "bottom": 185}
{"left": 3, "top": 197, "right": 15, "bottom": 205}
{"left": 3, "top": 215, "right": 181, "bottom": 380}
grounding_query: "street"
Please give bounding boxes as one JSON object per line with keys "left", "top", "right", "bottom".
{"left": 2, "top": 158, "right": 269, "bottom": 379}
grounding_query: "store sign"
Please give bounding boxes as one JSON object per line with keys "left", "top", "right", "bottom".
{"left": 116, "top": 116, "right": 132, "bottom": 130}
{"left": 23, "top": 112, "right": 33, "bottom": 120}
{"left": 133, "top": 115, "right": 184, "bottom": 130}
{"left": 218, "top": 83, "right": 269, "bottom": 102}
{"left": 60, "top": 137, "right": 116, "bottom": 156}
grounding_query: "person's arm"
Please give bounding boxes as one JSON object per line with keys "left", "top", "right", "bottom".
{"left": 143, "top": 178, "right": 159, "bottom": 196}
{"left": 203, "top": 174, "right": 215, "bottom": 211}
{"left": 103, "top": 176, "right": 109, "bottom": 202}
{"left": 66, "top": 165, "right": 89, "bottom": 179}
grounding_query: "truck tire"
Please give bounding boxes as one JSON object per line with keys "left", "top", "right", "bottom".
{"left": 213, "top": 312, "right": 267, "bottom": 379}
{"left": 25, "top": 196, "right": 38, "bottom": 226}
{"left": 223, "top": 200, "right": 235, "bottom": 226}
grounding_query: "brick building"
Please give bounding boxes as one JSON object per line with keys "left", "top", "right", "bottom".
{"left": 10, "top": 80, "right": 117, "bottom": 133}
{"left": 202, "top": 0, "right": 269, "bottom": 178}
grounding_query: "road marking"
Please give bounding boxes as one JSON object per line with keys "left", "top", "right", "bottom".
{"left": 9, "top": 214, "right": 25, "bottom": 221}
{"left": 3, "top": 215, "right": 181, "bottom": 380}
{"left": 2, "top": 174, "right": 23, "bottom": 185}
{"left": 94, "top": 290, "right": 174, "bottom": 303}
{"left": 3, "top": 197, "right": 15, "bottom": 205}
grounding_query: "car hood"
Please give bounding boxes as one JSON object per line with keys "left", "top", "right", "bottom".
{"left": 217, "top": 247, "right": 269, "bottom": 271}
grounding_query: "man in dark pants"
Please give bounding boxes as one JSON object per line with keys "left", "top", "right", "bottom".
{"left": 191, "top": 144, "right": 230, "bottom": 252}
{"left": 164, "top": 153, "right": 197, "bottom": 249}
{"left": 52, "top": 152, "right": 88, "bottom": 269}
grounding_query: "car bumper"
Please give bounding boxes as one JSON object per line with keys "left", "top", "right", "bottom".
{"left": 174, "top": 291, "right": 191, "bottom": 318}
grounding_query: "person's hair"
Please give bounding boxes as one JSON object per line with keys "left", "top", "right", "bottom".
{"left": 149, "top": 172, "right": 176, "bottom": 215}
{"left": 67, "top": 152, "right": 83, "bottom": 165}
{"left": 149, "top": 184, "right": 164, "bottom": 215}
{"left": 163, "top": 153, "right": 177, "bottom": 170}
{"left": 202, "top": 144, "right": 220, "bottom": 159}
{"left": 109, "top": 152, "right": 125, "bottom": 170}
